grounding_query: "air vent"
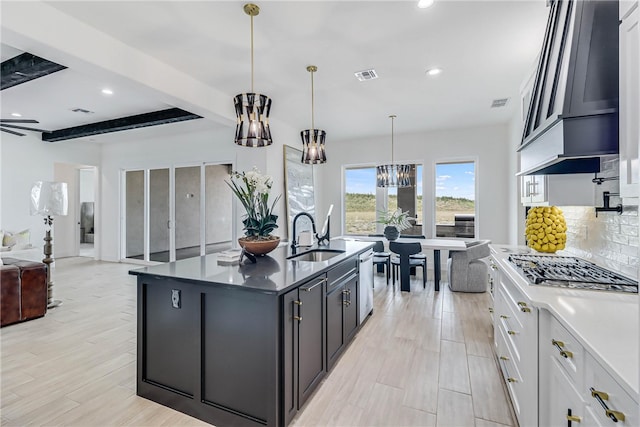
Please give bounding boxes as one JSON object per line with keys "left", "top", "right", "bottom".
{"left": 354, "top": 69, "right": 378, "bottom": 81}
{"left": 71, "top": 108, "right": 95, "bottom": 114}
{"left": 491, "top": 98, "right": 509, "bottom": 108}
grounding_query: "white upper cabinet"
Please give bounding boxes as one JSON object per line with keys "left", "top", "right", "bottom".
{"left": 619, "top": 1, "right": 639, "bottom": 203}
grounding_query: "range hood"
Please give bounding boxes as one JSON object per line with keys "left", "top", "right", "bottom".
{"left": 518, "top": 0, "right": 619, "bottom": 176}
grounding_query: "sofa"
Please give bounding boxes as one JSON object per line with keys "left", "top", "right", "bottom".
{"left": 1, "top": 257, "right": 48, "bottom": 327}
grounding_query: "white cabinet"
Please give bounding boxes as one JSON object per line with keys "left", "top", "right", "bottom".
{"left": 493, "top": 270, "right": 538, "bottom": 426}
{"left": 520, "top": 173, "right": 595, "bottom": 206}
{"left": 619, "top": 2, "right": 639, "bottom": 203}
{"left": 538, "top": 309, "right": 639, "bottom": 427}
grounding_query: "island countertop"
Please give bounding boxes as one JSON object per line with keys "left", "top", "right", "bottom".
{"left": 129, "top": 239, "right": 374, "bottom": 295}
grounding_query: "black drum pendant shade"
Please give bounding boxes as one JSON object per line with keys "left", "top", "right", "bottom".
{"left": 234, "top": 4, "right": 273, "bottom": 147}
{"left": 376, "top": 115, "right": 410, "bottom": 188}
{"left": 300, "top": 65, "right": 326, "bottom": 164}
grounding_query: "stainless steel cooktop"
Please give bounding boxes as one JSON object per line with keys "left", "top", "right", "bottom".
{"left": 508, "top": 254, "right": 638, "bottom": 293}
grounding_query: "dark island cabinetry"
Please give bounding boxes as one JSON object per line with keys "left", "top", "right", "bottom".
{"left": 326, "top": 258, "right": 359, "bottom": 370}
{"left": 282, "top": 274, "right": 326, "bottom": 426}
{"left": 130, "top": 240, "right": 373, "bottom": 427}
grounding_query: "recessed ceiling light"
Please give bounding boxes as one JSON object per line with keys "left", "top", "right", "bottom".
{"left": 418, "top": 0, "right": 435, "bottom": 9}
{"left": 11, "top": 112, "right": 22, "bottom": 117}
{"left": 426, "top": 68, "right": 442, "bottom": 76}
{"left": 101, "top": 88, "right": 113, "bottom": 95}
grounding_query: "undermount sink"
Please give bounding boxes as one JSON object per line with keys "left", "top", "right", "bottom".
{"left": 287, "top": 249, "right": 344, "bottom": 262}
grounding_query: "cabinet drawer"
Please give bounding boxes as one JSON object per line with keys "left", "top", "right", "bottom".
{"left": 496, "top": 326, "right": 525, "bottom": 421}
{"left": 499, "top": 274, "right": 535, "bottom": 324}
{"left": 547, "top": 314, "right": 584, "bottom": 388}
{"left": 584, "top": 353, "right": 638, "bottom": 426}
{"left": 327, "top": 257, "right": 357, "bottom": 292}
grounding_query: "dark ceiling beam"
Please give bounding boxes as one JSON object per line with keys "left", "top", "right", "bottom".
{"left": 1, "top": 53, "right": 67, "bottom": 90}
{"left": 42, "top": 108, "right": 202, "bottom": 142}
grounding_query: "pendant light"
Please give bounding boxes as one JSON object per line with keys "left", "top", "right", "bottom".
{"left": 301, "top": 65, "right": 327, "bottom": 164}
{"left": 376, "top": 115, "right": 411, "bottom": 188}
{"left": 234, "top": 3, "right": 273, "bottom": 147}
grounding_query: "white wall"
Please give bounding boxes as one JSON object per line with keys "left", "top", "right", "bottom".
{"left": 0, "top": 133, "right": 100, "bottom": 253}
{"left": 317, "top": 124, "right": 512, "bottom": 245}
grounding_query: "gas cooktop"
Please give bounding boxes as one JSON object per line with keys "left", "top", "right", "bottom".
{"left": 508, "top": 254, "right": 638, "bottom": 293}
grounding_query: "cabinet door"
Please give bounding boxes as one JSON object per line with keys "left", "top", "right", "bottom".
{"left": 619, "top": 5, "right": 639, "bottom": 201}
{"left": 326, "top": 284, "right": 345, "bottom": 370}
{"left": 297, "top": 276, "right": 326, "bottom": 407}
{"left": 545, "top": 357, "right": 585, "bottom": 427}
{"left": 282, "top": 289, "right": 299, "bottom": 425}
{"left": 343, "top": 276, "right": 359, "bottom": 343}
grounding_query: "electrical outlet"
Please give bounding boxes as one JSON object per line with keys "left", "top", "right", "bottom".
{"left": 171, "top": 289, "right": 181, "bottom": 309}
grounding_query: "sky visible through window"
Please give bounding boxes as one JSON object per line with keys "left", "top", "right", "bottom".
{"left": 435, "top": 162, "right": 475, "bottom": 200}
{"left": 345, "top": 166, "right": 424, "bottom": 195}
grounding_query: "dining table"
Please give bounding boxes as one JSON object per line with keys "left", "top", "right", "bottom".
{"left": 336, "top": 236, "right": 468, "bottom": 291}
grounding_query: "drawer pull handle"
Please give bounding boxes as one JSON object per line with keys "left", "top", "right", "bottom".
{"left": 500, "top": 315, "right": 509, "bottom": 319}
{"left": 566, "top": 411, "right": 581, "bottom": 423}
{"left": 507, "top": 330, "right": 517, "bottom": 335}
{"left": 520, "top": 306, "right": 531, "bottom": 313}
{"left": 488, "top": 307, "right": 494, "bottom": 313}
{"left": 551, "top": 339, "right": 574, "bottom": 358}
{"left": 517, "top": 301, "right": 528, "bottom": 307}
{"left": 498, "top": 355, "right": 517, "bottom": 383}
{"left": 294, "top": 316, "right": 302, "bottom": 322}
{"left": 294, "top": 300, "right": 303, "bottom": 306}
{"left": 590, "top": 387, "right": 625, "bottom": 422}
{"left": 301, "top": 278, "right": 326, "bottom": 292}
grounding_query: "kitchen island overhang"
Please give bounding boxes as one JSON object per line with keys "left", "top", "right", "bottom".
{"left": 129, "top": 239, "right": 374, "bottom": 427}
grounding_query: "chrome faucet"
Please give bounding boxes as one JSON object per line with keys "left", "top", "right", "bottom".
{"left": 292, "top": 212, "right": 317, "bottom": 247}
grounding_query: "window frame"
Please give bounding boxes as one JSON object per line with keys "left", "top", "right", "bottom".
{"left": 431, "top": 156, "right": 479, "bottom": 239}
{"left": 342, "top": 162, "right": 424, "bottom": 237}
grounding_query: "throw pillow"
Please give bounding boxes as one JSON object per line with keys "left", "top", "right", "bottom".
{"left": 3, "top": 229, "right": 30, "bottom": 248}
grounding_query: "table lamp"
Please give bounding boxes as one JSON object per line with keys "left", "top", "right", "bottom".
{"left": 30, "top": 181, "right": 68, "bottom": 308}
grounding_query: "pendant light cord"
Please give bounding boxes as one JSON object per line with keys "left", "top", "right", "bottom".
{"left": 311, "top": 70, "right": 315, "bottom": 133}
{"left": 390, "top": 115, "right": 396, "bottom": 165}
{"left": 250, "top": 14, "right": 254, "bottom": 93}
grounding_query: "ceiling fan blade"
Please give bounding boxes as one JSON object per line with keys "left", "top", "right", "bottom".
{"left": 0, "top": 119, "right": 39, "bottom": 124}
{"left": 1, "top": 127, "right": 26, "bottom": 136}
{"left": 0, "top": 123, "right": 51, "bottom": 132}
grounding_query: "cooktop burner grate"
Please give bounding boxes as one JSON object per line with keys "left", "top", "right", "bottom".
{"left": 508, "top": 254, "right": 638, "bottom": 293}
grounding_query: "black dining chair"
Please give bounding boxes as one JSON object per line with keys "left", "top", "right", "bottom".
{"left": 399, "top": 234, "right": 428, "bottom": 274}
{"left": 372, "top": 240, "right": 390, "bottom": 285}
{"left": 390, "top": 241, "right": 427, "bottom": 291}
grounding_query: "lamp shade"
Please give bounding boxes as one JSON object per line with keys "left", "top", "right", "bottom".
{"left": 30, "top": 181, "right": 68, "bottom": 216}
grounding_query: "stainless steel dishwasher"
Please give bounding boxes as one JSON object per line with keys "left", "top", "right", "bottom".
{"left": 358, "top": 249, "right": 374, "bottom": 324}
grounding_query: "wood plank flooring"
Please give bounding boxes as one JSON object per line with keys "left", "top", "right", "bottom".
{"left": 1, "top": 257, "right": 513, "bottom": 426}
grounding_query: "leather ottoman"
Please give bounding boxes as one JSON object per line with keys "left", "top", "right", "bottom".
{"left": 1, "top": 258, "right": 47, "bottom": 327}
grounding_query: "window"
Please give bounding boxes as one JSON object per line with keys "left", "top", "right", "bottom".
{"left": 435, "top": 161, "right": 476, "bottom": 238}
{"left": 344, "top": 164, "right": 422, "bottom": 235}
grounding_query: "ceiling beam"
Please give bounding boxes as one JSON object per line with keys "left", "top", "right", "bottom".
{"left": 1, "top": 53, "right": 67, "bottom": 90}
{"left": 42, "top": 108, "right": 202, "bottom": 142}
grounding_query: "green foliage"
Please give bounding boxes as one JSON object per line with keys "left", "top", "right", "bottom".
{"left": 227, "top": 168, "right": 281, "bottom": 238}
{"left": 375, "top": 208, "right": 412, "bottom": 231}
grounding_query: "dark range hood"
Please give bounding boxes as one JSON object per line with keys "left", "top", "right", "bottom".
{"left": 518, "top": 0, "right": 619, "bottom": 176}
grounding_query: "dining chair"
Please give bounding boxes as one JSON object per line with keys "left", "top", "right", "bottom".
{"left": 389, "top": 241, "right": 427, "bottom": 291}
{"left": 399, "top": 234, "right": 427, "bottom": 273}
{"left": 372, "top": 240, "right": 390, "bottom": 285}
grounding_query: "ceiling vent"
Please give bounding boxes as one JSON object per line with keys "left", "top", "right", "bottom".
{"left": 490, "top": 98, "right": 509, "bottom": 108}
{"left": 354, "top": 69, "right": 378, "bottom": 81}
{"left": 71, "top": 108, "right": 95, "bottom": 114}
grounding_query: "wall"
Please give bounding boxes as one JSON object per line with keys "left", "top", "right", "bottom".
{"left": 0, "top": 133, "right": 100, "bottom": 254}
{"left": 317, "top": 124, "right": 512, "bottom": 246}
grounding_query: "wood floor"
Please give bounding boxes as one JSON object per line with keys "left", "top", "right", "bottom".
{"left": 0, "top": 257, "right": 513, "bottom": 426}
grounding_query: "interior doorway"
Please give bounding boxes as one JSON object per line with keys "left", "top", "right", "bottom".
{"left": 79, "top": 168, "right": 96, "bottom": 258}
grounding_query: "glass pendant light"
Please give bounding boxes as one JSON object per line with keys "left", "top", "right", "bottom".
{"left": 376, "top": 115, "right": 411, "bottom": 188}
{"left": 234, "top": 3, "right": 273, "bottom": 147}
{"left": 301, "top": 65, "right": 327, "bottom": 164}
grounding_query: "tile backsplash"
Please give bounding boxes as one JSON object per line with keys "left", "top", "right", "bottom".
{"left": 561, "top": 205, "right": 638, "bottom": 279}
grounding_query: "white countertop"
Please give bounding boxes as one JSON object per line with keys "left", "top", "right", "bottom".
{"left": 490, "top": 244, "right": 639, "bottom": 399}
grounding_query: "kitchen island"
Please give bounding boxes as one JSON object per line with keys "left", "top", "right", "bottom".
{"left": 129, "top": 239, "right": 373, "bottom": 427}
